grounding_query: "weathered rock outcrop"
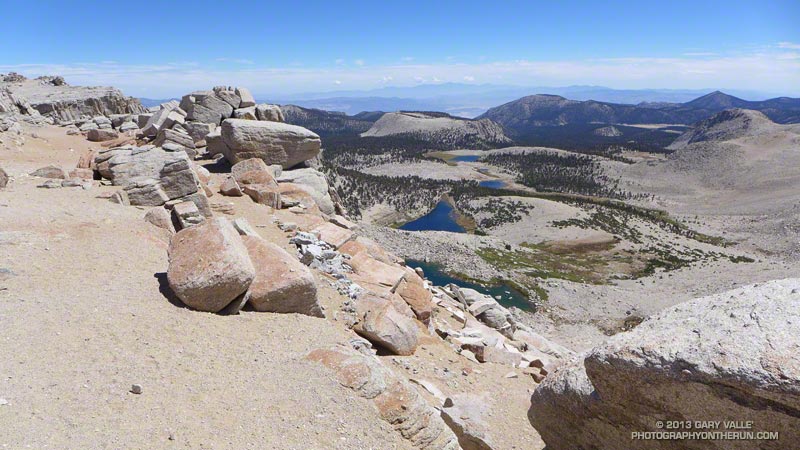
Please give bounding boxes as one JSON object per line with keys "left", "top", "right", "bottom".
{"left": 220, "top": 119, "right": 321, "bottom": 168}
{"left": 529, "top": 279, "right": 800, "bottom": 450}
{"left": 306, "top": 342, "right": 460, "bottom": 450}
{"left": 0, "top": 75, "right": 144, "bottom": 122}
{"left": 167, "top": 218, "right": 255, "bottom": 312}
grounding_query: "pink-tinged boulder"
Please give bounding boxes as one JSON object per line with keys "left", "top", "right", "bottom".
{"left": 144, "top": 206, "right": 175, "bottom": 234}
{"left": 441, "top": 393, "right": 496, "bottom": 450}
{"left": 231, "top": 158, "right": 278, "bottom": 186}
{"left": 219, "top": 176, "right": 243, "bottom": 196}
{"left": 278, "top": 183, "right": 320, "bottom": 212}
{"left": 240, "top": 235, "right": 323, "bottom": 317}
{"left": 68, "top": 168, "right": 94, "bottom": 180}
{"left": 462, "top": 343, "right": 522, "bottom": 366}
{"left": 167, "top": 218, "right": 255, "bottom": 312}
{"left": 348, "top": 252, "right": 406, "bottom": 290}
{"left": 242, "top": 184, "right": 281, "bottom": 208}
{"left": 353, "top": 293, "right": 421, "bottom": 356}
{"left": 87, "top": 128, "right": 119, "bottom": 142}
{"left": 339, "top": 236, "right": 399, "bottom": 265}
{"left": 76, "top": 149, "right": 97, "bottom": 169}
{"left": 311, "top": 222, "right": 354, "bottom": 250}
{"left": 395, "top": 268, "right": 433, "bottom": 323}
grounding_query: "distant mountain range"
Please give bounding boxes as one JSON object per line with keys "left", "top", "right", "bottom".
{"left": 141, "top": 84, "right": 794, "bottom": 118}
{"left": 263, "top": 83, "right": 786, "bottom": 117}
{"left": 479, "top": 91, "right": 800, "bottom": 137}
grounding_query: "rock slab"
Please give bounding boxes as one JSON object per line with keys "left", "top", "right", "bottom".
{"left": 529, "top": 279, "right": 800, "bottom": 450}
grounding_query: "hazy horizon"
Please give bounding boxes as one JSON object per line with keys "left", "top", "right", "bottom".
{"left": 1, "top": 0, "right": 798, "bottom": 98}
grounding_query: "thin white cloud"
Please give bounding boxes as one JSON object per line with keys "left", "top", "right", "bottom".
{"left": 778, "top": 42, "right": 800, "bottom": 50}
{"left": 683, "top": 52, "right": 717, "bottom": 57}
{"left": 382, "top": 76, "right": 393, "bottom": 82}
{"left": 401, "top": 57, "right": 414, "bottom": 62}
{"left": 335, "top": 58, "right": 345, "bottom": 65}
{"left": 334, "top": 80, "right": 342, "bottom": 85}
{"left": 463, "top": 75, "right": 475, "bottom": 81}
{"left": 2, "top": 48, "right": 798, "bottom": 97}
{"left": 216, "top": 57, "right": 255, "bottom": 65}
{"left": 354, "top": 59, "right": 365, "bottom": 66}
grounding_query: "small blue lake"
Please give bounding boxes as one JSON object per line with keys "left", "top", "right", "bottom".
{"left": 478, "top": 180, "right": 506, "bottom": 189}
{"left": 406, "top": 259, "right": 534, "bottom": 311}
{"left": 399, "top": 201, "right": 464, "bottom": 233}
{"left": 451, "top": 155, "right": 481, "bottom": 162}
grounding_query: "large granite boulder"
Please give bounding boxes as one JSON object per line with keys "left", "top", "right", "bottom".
{"left": 529, "top": 279, "right": 800, "bottom": 450}
{"left": 255, "top": 103, "right": 285, "bottom": 122}
{"left": 220, "top": 119, "right": 320, "bottom": 168}
{"left": 183, "top": 122, "right": 216, "bottom": 146}
{"left": 241, "top": 235, "right": 323, "bottom": 317}
{"left": 167, "top": 218, "right": 255, "bottom": 313}
{"left": 236, "top": 87, "right": 256, "bottom": 108}
{"left": 94, "top": 146, "right": 203, "bottom": 207}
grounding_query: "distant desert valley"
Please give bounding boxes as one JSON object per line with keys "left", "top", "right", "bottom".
{"left": 2, "top": 70, "right": 799, "bottom": 449}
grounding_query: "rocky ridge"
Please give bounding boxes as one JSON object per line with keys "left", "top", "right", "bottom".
{"left": 1, "top": 72, "right": 144, "bottom": 123}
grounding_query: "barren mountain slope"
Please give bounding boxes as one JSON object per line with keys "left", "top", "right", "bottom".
{"left": 361, "top": 111, "right": 511, "bottom": 148}
{"left": 615, "top": 109, "right": 800, "bottom": 258}
{"left": 621, "top": 109, "right": 800, "bottom": 214}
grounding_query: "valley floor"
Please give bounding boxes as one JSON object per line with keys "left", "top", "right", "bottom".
{"left": 353, "top": 148, "right": 800, "bottom": 350}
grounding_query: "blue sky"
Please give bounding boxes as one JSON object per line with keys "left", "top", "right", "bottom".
{"left": 1, "top": 0, "right": 798, "bottom": 97}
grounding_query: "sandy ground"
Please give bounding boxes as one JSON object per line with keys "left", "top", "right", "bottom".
{"left": 0, "top": 124, "right": 546, "bottom": 450}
